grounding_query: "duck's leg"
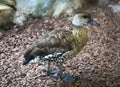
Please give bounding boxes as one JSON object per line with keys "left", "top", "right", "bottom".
{"left": 47, "top": 60, "right": 59, "bottom": 77}
{"left": 47, "top": 60, "right": 51, "bottom": 76}
{"left": 49, "top": 61, "right": 63, "bottom": 78}
{"left": 59, "top": 62, "right": 76, "bottom": 83}
{"left": 60, "top": 61, "right": 76, "bottom": 83}
{"left": 59, "top": 62, "right": 63, "bottom": 78}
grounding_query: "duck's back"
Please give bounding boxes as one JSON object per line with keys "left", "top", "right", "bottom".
{"left": 23, "top": 28, "right": 88, "bottom": 64}
{"left": 23, "top": 29, "right": 74, "bottom": 64}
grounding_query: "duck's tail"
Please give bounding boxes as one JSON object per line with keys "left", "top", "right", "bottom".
{"left": 23, "top": 44, "right": 44, "bottom": 65}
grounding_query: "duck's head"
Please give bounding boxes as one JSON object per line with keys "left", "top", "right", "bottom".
{"left": 72, "top": 10, "right": 100, "bottom": 27}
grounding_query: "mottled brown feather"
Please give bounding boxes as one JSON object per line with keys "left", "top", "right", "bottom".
{"left": 24, "top": 29, "right": 74, "bottom": 59}
{"left": 24, "top": 26, "right": 88, "bottom": 62}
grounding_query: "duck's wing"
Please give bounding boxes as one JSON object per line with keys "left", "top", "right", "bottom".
{"left": 23, "top": 29, "right": 74, "bottom": 64}
{"left": 36, "top": 29, "right": 73, "bottom": 51}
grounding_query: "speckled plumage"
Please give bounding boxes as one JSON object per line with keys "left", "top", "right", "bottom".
{"left": 23, "top": 27, "right": 88, "bottom": 64}
{"left": 23, "top": 11, "right": 100, "bottom": 79}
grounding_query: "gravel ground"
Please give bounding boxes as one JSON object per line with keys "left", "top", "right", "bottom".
{"left": 0, "top": 7, "right": 120, "bottom": 87}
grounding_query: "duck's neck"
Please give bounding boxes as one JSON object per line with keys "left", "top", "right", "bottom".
{"left": 72, "top": 26, "right": 83, "bottom": 35}
{"left": 72, "top": 25, "right": 88, "bottom": 52}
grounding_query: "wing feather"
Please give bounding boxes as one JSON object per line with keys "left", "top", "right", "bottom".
{"left": 24, "top": 29, "right": 74, "bottom": 59}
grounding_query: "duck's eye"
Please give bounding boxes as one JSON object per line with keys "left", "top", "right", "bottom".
{"left": 83, "top": 16, "right": 88, "bottom": 18}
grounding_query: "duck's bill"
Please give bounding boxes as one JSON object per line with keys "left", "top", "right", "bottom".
{"left": 88, "top": 19, "right": 100, "bottom": 26}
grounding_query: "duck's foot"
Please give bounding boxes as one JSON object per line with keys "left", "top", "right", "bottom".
{"left": 45, "top": 68, "right": 59, "bottom": 77}
{"left": 49, "top": 69, "right": 59, "bottom": 77}
{"left": 61, "top": 74, "right": 77, "bottom": 83}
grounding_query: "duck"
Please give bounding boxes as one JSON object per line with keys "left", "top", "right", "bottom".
{"left": 23, "top": 10, "right": 100, "bottom": 82}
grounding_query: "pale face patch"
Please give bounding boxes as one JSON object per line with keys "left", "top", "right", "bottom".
{"left": 72, "top": 14, "right": 88, "bottom": 27}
